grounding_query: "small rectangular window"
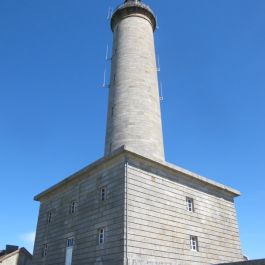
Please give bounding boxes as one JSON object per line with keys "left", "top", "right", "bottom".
{"left": 41, "top": 244, "right": 48, "bottom": 257}
{"left": 186, "top": 197, "right": 194, "bottom": 212}
{"left": 98, "top": 228, "right": 105, "bottom": 245}
{"left": 101, "top": 187, "right": 107, "bottom": 201}
{"left": 69, "top": 201, "right": 77, "bottom": 214}
{"left": 47, "top": 211, "right": 52, "bottom": 224}
{"left": 190, "top": 236, "right": 199, "bottom": 251}
{"left": 67, "top": 238, "right": 74, "bottom": 247}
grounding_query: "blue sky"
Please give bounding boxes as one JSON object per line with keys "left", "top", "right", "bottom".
{"left": 0, "top": 0, "right": 264, "bottom": 260}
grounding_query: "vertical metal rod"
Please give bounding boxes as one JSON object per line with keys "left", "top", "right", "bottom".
{"left": 103, "top": 67, "right": 106, "bottom": 87}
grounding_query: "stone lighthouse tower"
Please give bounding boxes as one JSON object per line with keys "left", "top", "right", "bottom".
{"left": 105, "top": 0, "right": 164, "bottom": 161}
{"left": 32, "top": 1, "right": 244, "bottom": 265}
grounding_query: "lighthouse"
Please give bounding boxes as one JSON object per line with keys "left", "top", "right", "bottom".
{"left": 105, "top": 0, "right": 164, "bottom": 161}
{"left": 32, "top": 1, "right": 244, "bottom": 265}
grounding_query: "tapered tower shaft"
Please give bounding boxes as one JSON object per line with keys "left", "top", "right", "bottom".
{"left": 105, "top": 0, "right": 165, "bottom": 161}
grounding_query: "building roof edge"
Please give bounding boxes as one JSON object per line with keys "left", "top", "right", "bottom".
{"left": 0, "top": 248, "right": 32, "bottom": 262}
{"left": 34, "top": 146, "right": 240, "bottom": 201}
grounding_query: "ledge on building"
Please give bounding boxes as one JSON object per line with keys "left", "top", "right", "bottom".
{"left": 34, "top": 145, "right": 240, "bottom": 202}
{"left": 218, "top": 259, "right": 265, "bottom": 265}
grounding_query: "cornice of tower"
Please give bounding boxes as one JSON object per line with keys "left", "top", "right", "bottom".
{"left": 111, "top": 1, "right": 156, "bottom": 32}
{"left": 34, "top": 146, "right": 240, "bottom": 202}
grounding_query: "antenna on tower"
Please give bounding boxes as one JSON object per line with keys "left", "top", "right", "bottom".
{"left": 157, "top": 54, "right": 161, "bottom": 72}
{"left": 159, "top": 82, "right": 164, "bottom": 101}
{"left": 156, "top": 16, "right": 159, "bottom": 30}
{"left": 102, "top": 67, "right": 107, "bottom": 88}
{"left": 102, "top": 44, "right": 111, "bottom": 88}
{"left": 107, "top": 7, "right": 113, "bottom": 20}
{"left": 105, "top": 44, "right": 112, "bottom": 61}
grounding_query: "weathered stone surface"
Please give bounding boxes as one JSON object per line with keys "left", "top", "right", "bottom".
{"left": 0, "top": 248, "right": 32, "bottom": 265}
{"left": 104, "top": 10, "right": 165, "bottom": 162}
{"left": 32, "top": 1, "right": 246, "bottom": 264}
{"left": 32, "top": 148, "right": 243, "bottom": 265}
{"left": 125, "top": 155, "right": 243, "bottom": 265}
{"left": 32, "top": 155, "right": 126, "bottom": 265}
{"left": 218, "top": 260, "right": 265, "bottom": 265}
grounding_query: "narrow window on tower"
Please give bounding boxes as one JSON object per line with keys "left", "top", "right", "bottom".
{"left": 65, "top": 238, "right": 74, "bottom": 265}
{"left": 100, "top": 187, "right": 107, "bottom": 201}
{"left": 69, "top": 201, "right": 77, "bottom": 214}
{"left": 66, "top": 237, "right": 74, "bottom": 248}
{"left": 186, "top": 197, "right": 194, "bottom": 212}
{"left": 113, "top": 74, "right": 116, "bottom": 82}
{"left": 111, "top": 107, "right": 114, "bottom": 117}
{"left": 41, "top": 244, "right": 48, "bottom": 258}
{"left": 109, "top": 143, "right": 112, "bottom": 152}
{"left": 46, "top": 211, "right": 52, "bottom": 224}
{"left": 190, "top": 236, "right": 199, "bottom": 252}
{"left": 98, "top": 228, "right": 105, "bottom": 245}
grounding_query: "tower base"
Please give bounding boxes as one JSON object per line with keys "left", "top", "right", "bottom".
{"left": 33, "top": 146, "right": 243, "bottom": 265}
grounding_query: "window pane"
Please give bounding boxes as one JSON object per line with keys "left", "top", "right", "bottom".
{"left": 98, "top": 228, "right": 105, "bottom": 244}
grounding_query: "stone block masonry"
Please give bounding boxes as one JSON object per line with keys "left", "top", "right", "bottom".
{"left": 32, "top": 146, "right": 244, "bottom": 265}
{"left": 218, "top": 260, "right": 265, "bottom": 265}
{"left": 32, "top": 1, "right": 247, "bottom": 264}
{"left": 105, "top": 3, "right": 165, "bottom": 162}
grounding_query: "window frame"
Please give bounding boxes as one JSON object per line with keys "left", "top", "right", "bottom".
{"left": 69, "top": 201, "right": 77, "bottom": 214}
{"left": 100, "top": 187, "right": 107, "bottom": 202}
{"left": 66, "top": 237, "right": 75, "bottom": 248}
{"left": 186, "top": 197, "right": 194, "bottom": 212}
{"left": 47, "top": 211, "right": 52, "bottom": 224}
{"left": 190, "top": 235, "right": 199, "bottom": 252}
{"left": 98, "top": 228, "right": 105, "bottom": 245}
{"left": 41, "top": 243, "right": 48, "bottom": 257}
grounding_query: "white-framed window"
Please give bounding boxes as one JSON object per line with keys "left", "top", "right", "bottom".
{"left": 190, "top": 236, "right": 199, "bottom": 251}
{"left": 66, "top": 237, "right": 74, "bottom": 247}
{"left": 65, "top": 238, "right": 74, "bottom": 265}
{"left": 41, "top": 243, "right": 48, "bottom": 257}
{"left": 69, "top": 201, "right": 77, "bottom": 214}
{"left": 47, "top": 211, "right": 52, "bottom": 224}
{"left": 98, "top": 228, "right": 105, "bottom": 245}
{"left": 101, "top": 187, "right": 107, "bottom": 201}
{"left": 186, "top": 197, "right": 194, "bottom": 212}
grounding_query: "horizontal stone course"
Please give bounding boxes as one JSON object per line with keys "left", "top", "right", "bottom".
{"left": 33, "top": 150, "right": 243, "bottom": 265}
{"left": 218, "top": 260, "right": 265, "bottom": 265}
{"left": 126, "top": 161, "right": 243, "bottom": 265}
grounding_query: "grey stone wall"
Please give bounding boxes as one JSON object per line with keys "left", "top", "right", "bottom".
{"left": 218, "top": 260, "right": 265, "bottom": 265}
{"left": 1, "top": 253, "right": 18, "bottom": 265}
{"left": 104, "top": 14, "right": 165, "bottom": 162}
{"left": 32, "top": 157, "right": 126, "bottom": 265}
{"left": 18, "top": 252, "right": 32, "bottom": 265}
{"left": 33, "top": 148, "right": 244, "bottom": 265}
{"left": 125, "top": 156, "right": 243, "bottom": 265}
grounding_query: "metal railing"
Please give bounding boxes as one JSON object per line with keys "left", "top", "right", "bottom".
{"left": 112, "top": 1, "right": 155, "bottom": 18}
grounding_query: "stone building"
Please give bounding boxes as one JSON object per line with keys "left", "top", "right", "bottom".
{"left": 32, "top": 0, "right": 246, "bottom": 264}
{"left": 0, "top": 245, "right": 32, "bottom": 265}
{"left": 218, "top": 261, "right": 265, "bottom": 265}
